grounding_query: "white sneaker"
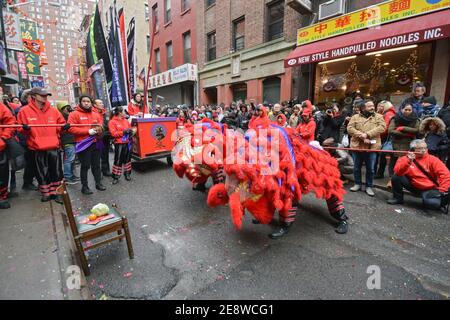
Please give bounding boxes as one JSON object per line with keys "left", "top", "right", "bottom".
{"left": 366, "top": 187, "right": 375, "bottom": 197}
{"left": 350, "top": 184, "right": 361, "bottom": 192}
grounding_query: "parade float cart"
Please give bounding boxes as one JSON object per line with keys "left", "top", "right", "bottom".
{"left": 131, "top": 117, "right": 177, "bottom": 166}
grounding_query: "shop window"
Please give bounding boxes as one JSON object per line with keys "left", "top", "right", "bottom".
{"left": 263, "top": 77, "right": 281, "bottom": 104}
{"left": 267, "top": 0, "right": 284, "bottom": 41}
{"left": 233, "top": 17, "right": 245, "bottom": 52}
{"left": 183, "top": 32, "right": 191, "bottom": 64}
{"left": 313, "top": 43, "right": 433, "bottom": 107}
{"left": 207, "top": 31, "right": 216, "bottom": 62}
{"left": 233, "top": 83, "right": 247, "bottom": 103}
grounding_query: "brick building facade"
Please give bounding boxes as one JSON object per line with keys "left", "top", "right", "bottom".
{"left": 197, "top": 0, "right": 303, "bottom": 106}
{"left": 147, "top": 0, "right": 197, "bottom": 106}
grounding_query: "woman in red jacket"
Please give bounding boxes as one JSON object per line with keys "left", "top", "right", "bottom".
{"left": 296, "top": 108, "right": 316, "bottom": 143}
{"left": 127, "top": 93, "right": 146, "bottom": 117}
{"left": 108, "top": 106, "right": 136, "bottom": 184}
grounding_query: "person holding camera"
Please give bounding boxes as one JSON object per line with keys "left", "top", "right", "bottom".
{"left": 318, "top": 103, "right": 346, "bottom": 144}
{"left": 68, "top": 95, "right": 106, "bottom": 195}
{"left": 388, "top": 139, "right": 450, "bottom": 213}
{"left": 347, "top": 100, "right": 386, "bottom": 197}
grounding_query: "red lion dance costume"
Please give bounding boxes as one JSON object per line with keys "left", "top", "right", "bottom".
{"left": 173, "top": 105, "right": 348, "bottom": 238}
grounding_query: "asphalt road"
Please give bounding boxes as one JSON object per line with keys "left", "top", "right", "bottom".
{"left": 62, "top": 158, "right": 450, "bottom": 300}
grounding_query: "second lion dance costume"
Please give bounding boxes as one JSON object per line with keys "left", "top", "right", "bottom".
{"left": 173, "top": 102, "right": 349, "bottom": 238}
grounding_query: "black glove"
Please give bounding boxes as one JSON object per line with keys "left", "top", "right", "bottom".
{"left": 127, "top": 129, "right": 133, "bottom": 135}
{"left": 22, "top": 124, "right": 31, "bottom": 131}
{"left": 123, "top": 130, "right": 128, "bottom": 135}
{"left": 62, "top": 123, "right": 70, "bottom": 131}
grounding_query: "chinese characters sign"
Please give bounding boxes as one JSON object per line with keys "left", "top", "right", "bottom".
{"left": 17, "top": 52, "right": 28, "bottom": 79}
{"left": 3, "top": 11, "right": 22, "bottom": 51}
{"left": 20, "top": 19, "right": 41, "bottom": 76}
{"left": 148, "top": 63, "right": 197, "bottom": 90}
{"left": 297, "top": 0, "right": 450, "bottom": 46}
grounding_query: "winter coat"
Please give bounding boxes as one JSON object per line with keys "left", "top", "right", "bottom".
{"left": 394, "top": 152, "right": 450, "bottom": 193}
{"left": 401, "top": 96, "right": 423, "bottom": 117}
{"left": 127, "top": 99, "right": 146, "bottom": 116}
{"left": 289, "top": 114, "right": 300, "bottom": 129}
{"left": 421, "top": 104, "right": 440, "bottom": 119}
{"left": 108, "top": 116, "right": 132, "bottom": 144}
{"left": 388, "top": 115, "right": 420, "bottom": 151}
{"left": 0, "top": 103, "right": 16, "bottom": 152}
{"left": 420, "top": 117, "right": 449, "bottom": 159}
{"left": 438, "top": 106, "right": 450, "bottom": 138}
{"left": 67, "top": 106, "right": 103, "bottom": 143}
{"left": 318, "top": 112, "right": 346, "bottom": 143}
{"left": 17, "top": 100, "right": 65, "bottom": 151}
{"left": 296, "top": 119, "right": 316, "bottom": 143}
{"left": 346, "top": 112, "right": 386, "bottom": 150}
{"left": 381, "top": 107, "right": 396, "bottom": 139}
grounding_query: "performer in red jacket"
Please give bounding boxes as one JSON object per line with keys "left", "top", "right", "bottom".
{"left": 108, "top": 106, "right": 136, "bottom": 184}
{"left": 0, "top": 101, "right": 17, "bottom": 209}
{"left": 388, "top": 139, "right": 450, "bottom": 212}
{"left": 296, "top": 106, "right": 316, "bottom": 143}
{"left": 127, "top": 93, "right": 147, "bottom": 117}
{"left": 17, "top": 88, "right": 67, "bottom": 202}
{"left": 68, "top": 95, "right": 106, "bottom": 195}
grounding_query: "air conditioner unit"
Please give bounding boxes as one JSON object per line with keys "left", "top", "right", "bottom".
{"left": 287, "top": 0, "right": 312, "bottom": 14}
{"left": 319, "top": 0, "right": 346, "bottom": 21}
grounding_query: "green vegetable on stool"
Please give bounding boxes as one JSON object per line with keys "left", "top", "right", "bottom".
{"left": 91, "top": 203, "right": 110, "bottom": 217}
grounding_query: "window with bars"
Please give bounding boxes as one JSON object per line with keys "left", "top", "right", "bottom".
{"left": 166, "top": 42, "right": 173, "bottom": 69}
{"left": 164, "top": 0, "right": 171, "bottom": 23}
{"left": 183, "top": 32, "right": 191, "bottom": 63}
{"left": 145, "top": 4, "right": 149, "bottom": 21}
{"left": 207, "top": 31, "right": 216, "bottom": 62}
{"left": 233, "top": 17, "right": 245, "bottom": 51}
{"left": 267, "top": 0, "right": 284, "bottom": 41}
{"left": 206, "top": 0, "right": 215, "bottom": 7}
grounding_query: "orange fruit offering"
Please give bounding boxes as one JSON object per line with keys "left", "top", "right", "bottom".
{"left": 88, "top": 214, "right": 97, "bottom": 221}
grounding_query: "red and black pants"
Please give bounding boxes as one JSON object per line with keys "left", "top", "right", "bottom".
{"left": 112, "top": 143, "right": 131, "bottom": 179}
{"left": 30, "top": 149, "right": 63, "bottom": 198}
{"left": 0, "top": 151, "right": 9, "bottom": 201}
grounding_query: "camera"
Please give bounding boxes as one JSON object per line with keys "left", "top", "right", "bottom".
{"left": 326, "top": 109, "right": 333, "bottom": 114}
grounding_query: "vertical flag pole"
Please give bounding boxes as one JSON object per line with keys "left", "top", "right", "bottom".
{"left": 144, "top": 17, "right": 156, "bottom": 114}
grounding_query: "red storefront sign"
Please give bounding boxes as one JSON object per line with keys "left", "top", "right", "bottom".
{"left": 285, "top": 10, "right": 450, "bottom": 68}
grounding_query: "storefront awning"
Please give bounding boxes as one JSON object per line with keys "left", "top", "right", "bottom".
{"left": 285, "top": 10, "right": 450, "bottom": 68}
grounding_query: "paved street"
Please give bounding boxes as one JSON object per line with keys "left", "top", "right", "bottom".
{"left": 38, "top": 157, "right": 449, "bottom": 300}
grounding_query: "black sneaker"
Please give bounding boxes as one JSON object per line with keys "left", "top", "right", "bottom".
{"left": 112, "top": 178, "right": 119, "bottom": 185}
{"left": 193, "top": 183, "right": 207, "bottom": 192}
{"left": 96, "top": 184, "right": 106, "bottom": 191}
{"left": 124, "top": 174, "right": 131, "bottom": 181}
{"left": 335, "top": 221, "right": 348, "bottom": 234}
{"left": 387, "top": 198, "right": 404, "bottom": 205}
{"left": 41, "top": 196, "right": 51, "bottom": 202}
{"left": 51, "top": 195, "right": 63, "bottom": 204}
{"left": 268, "top": 223, "right": 291, "bottom": 239}
{"left": 22, "top": 183, "right": 38, "bottom": 191}
{"left": 81, "top": 186, "right": 93, "bottom": 195}
{"left": 65, "top": 178, "right": 79, "bottom": 185}
{"left": 0, "top": 200, "right": 11, "bottom": 209}
{"left": 252, "top": 219, "right": 261, "bottom": 225}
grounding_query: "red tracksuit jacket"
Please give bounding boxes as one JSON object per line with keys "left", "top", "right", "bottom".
{"left": 394, "top": 153, "right": 450, "bottom": 193}
{"left": 67, "top": 106, "right": 103, "bottom": 143}
{"left": 296, "top": 120, "right": 316, "bottom": 143}
{"left": 108, "top": 116, "right": 131, "bottom": 144}
{"left": 0, "top": 103, "right": 16, "bottom": 152}
{"left": 17, "top": 100, "right": 65, "bottom": 151}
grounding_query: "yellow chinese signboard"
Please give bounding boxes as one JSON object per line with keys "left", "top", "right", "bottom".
{"left": 297, "top": 0, "right": 450, "bottom": 46}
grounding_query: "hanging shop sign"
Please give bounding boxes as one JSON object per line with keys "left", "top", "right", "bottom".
{"left": 148, "top": 63, "right": 197, "bottom": 90}
{"left": 3, "top": 11, "right": 23, "bottom": 51}
{"left": 20, "top": 19, "right": 41, "bottom": 76}
{"left": 16, "top": 51, "right": 28, "bottom": 79}
{"left": 288, "top": 25, "right": 450, "bottom": 67}
{"left": 297, "top": 0, "right": 450, "bottom": 46}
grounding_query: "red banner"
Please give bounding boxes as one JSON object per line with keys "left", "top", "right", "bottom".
{"left": 22, "top": 38, "right": 43, "bottom": 55}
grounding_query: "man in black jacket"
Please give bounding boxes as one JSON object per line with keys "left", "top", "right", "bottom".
{"left": 318, "top": 103, "right": 346, "bottom": 144}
